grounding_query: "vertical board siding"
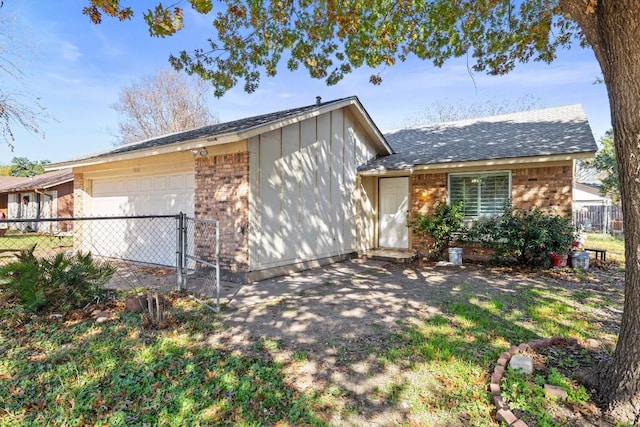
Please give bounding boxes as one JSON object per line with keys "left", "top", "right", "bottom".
{"left": 330, "top": 110, "right": 344, "bottom": 253}
{"left": 281, "top": 124, "right": 301, "bottom": 261}
{"left": 343, "top": 113, "right": 356, "bottom": 250}
{"left": 358, "top": 176, "right": 377, "bottom": 251}
{"left": 300, "top": 119, "right": 318, "bottom": 259}
{"left": 249, "top": 107, "right": 379, "bottom": 270}
{"left": 258, "top": 129, "right": 283, "bottom": 265}
{"left": 316, "top": 114, "right": 333, "bottom": 256}
{"left": 248, "top": 136, "right": 261, "bottom": 269}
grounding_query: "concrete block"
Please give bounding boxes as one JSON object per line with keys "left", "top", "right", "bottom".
{"left": 509, "top": 355, "right": 533, "bottom": 374}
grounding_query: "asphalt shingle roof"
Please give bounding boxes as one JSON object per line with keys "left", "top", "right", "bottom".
{"left": 359, "top": 104, "right": 598, "bottom": 172}
{"left": 62, "top": 96, "right": 370, "bottom": 164}
{"left": 0, "top": 169, "right": 73, "bottom": 193}
{"left": 0, "top": 176, "right": 24, "bottom": 192}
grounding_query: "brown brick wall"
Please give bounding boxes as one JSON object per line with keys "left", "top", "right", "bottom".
{"left": 72, "top": 173, "right": 85, "bottom": 250}
{"left": 511, "top": 162, "right": 573, "bottom": 216}
{"left": 409, "top": 162, "right": 574, "bottom": 256}
{"left": 73, "top": 173, "right": 84, "bottom": 217}
{"left": 409, "top": 172, "right": 447, "bottom": 254}
{"left": 194, "top": 152, "right": 250, "bottom": 280}
{"left": 54, "top": 181, "right": 74, "bottom": 232}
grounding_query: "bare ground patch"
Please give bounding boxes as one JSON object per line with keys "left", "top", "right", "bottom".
{"left": 102, "top": 258, "right": 625, "bottom": 425}
{"left": 209, "top": 260, "right": 623, "bottom": 425}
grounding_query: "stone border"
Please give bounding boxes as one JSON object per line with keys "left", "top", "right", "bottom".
{"left": 489, "top": 337, "right": 614, "bottom": 427}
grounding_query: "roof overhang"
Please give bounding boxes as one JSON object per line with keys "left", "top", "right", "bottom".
{"left": 48, "top": 97, "right": 392, "bottom": 170}
{"left": 358, "top": 151, "right": 596, "bottom": 176}
{"left": 0, "top": 171, "right": 74, "bottom": 193}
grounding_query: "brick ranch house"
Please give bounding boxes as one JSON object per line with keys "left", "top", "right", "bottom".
{"left": 0, "top": 169, "right": 74, "bottom": 234}
{"left": 359, "top": 104, "right": 598, "bottom": 259}
{"left": 48, "top": 97, "right": 597, "bottom": 281}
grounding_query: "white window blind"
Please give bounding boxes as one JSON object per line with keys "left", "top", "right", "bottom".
{"left": 449, "top": 172, "right": 510, "bottom": 217}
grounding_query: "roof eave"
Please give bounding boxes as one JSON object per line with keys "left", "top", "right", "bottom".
{"left": 235, "top": 97, "right": 392, "bottom": 154}
{"left": 49, "top": 97, "right": 393, "bottom": 169}
{"left": 4, "top": 176, "right": 74, "bottom": 193}
{"left": 46, "top": 136, "right": 235, "bottom": 170}
{"left": 358, "top": 151, "right": 596, "bottom": 176}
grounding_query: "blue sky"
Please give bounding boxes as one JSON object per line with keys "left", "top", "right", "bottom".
{"left": 1, "top": 1, "right": 610, "bottom": 164}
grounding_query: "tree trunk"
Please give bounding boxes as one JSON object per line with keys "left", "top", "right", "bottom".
{"left": 562, "top": 0, "right": 640, "bottom": 422}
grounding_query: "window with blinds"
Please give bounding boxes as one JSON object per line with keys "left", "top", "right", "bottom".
{"left": 448, "top": 172, "right": 511, "bottom": 218}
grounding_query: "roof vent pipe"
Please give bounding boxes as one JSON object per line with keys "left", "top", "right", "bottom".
{"left": 316, "top": 96, "right": 321, "bottom": 106}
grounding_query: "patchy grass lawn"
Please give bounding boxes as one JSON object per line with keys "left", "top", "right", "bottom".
{"left": 583, "top": 232, "right": 625, "bottom": 266}
{"left": 0, "top": 262, "right": 625, "bottom": 426}
{"left": 0, "top": 231, "right": 73, "bottom": 265}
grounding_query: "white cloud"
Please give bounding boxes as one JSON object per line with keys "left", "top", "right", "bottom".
{"left": 60, "top": 41, "right": 81, "bottom": 62}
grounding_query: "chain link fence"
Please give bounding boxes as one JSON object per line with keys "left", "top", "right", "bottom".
{"left": 0, "top": 215, "right": 219, "bottom": 302}
{"left": 179, "top": 216, "right": 221, "bottom": 311}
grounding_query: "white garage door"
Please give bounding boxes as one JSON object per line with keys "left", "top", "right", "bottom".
{"left": 85, "top": 172, "right": 195, "bottom": 266}
{"left": 91, "top": 173, "right": 195, "bottom": 217}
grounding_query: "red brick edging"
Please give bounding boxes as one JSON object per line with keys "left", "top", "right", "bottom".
{"left": 489, "top": 337, "right": 612, "bottom": 427}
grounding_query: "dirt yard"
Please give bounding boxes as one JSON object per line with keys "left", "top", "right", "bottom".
{"left": 216, "top": 260, "right": 623, "bottom": 425}
{"left": 215, "top": 259, "right": 622, "bottom": 348}
{"left": 106, "top": 258, "right": 625, "bottom": 425}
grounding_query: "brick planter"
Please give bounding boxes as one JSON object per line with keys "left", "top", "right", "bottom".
{"left": 489, "top": 337, "right": 610, "bottom": 427}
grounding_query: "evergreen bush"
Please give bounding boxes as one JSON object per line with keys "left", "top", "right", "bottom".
{"left": 464, "top": 204, "right": 575, "bottom": 267}
{"left": 408, "top": 202, "right": 464, "bottom": 260}
{"left": 0, "top": 246, "right": 115, "bottom": 312}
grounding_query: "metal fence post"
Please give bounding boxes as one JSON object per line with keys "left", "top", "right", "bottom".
{"left": 182, "top": 213, "right": 189, "bottom": 291}
{"left": 176, "top": 212, "right": 184, "bottom": 291}
{"left": 216, "top": 218, "right": 220, "bottom": 312}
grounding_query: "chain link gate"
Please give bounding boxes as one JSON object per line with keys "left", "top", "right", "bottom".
{"left": 1, "top": 214, "right": 220, "bottom": 309}
{"left": 177, "top": 213, "right": 221, "bottom": 312}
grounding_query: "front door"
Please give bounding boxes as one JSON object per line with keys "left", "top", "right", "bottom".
{"left": 379, "top": 177, "right": 409, "bottom": 248}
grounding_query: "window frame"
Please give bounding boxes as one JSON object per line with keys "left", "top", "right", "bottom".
{"left": 447, "top": 171, "right": 512, "bottom": 219}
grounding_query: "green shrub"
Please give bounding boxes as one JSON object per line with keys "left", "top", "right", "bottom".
{"left": 408, "top": 202, "right": 464, "bottom": 260}
{"left": 0, "top": 246, "right": 115, "bottom": 312}
{"left": 464, "top": 204, "right": 575, "bottom": 267}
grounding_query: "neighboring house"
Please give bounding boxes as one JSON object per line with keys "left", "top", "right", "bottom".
{"left": 0, "top": 176, "right": 24, "bottom": 217}
{"left": 48, "top": 99, "right": 597, "bottom": 281}
{"left": 0, "top": 169, "right": 74, "bottom": 233}
{"left": 573, "top": 181, "right": 611, "bottom": 209}
{"left": 573, "top": 182, "right": 622, "bottom": 233}
{"left": 359, "top": 104, "right": 598, "bottom": 256}
{"left": 48, "top": 97, "right": 391, "bottom": 281}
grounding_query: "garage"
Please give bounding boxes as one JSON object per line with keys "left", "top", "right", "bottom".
{"left": 85, "top": 172, "right": 195, "bottom": 266}
{"left": 91, "top": 173, "right": 195, "bottom": 217}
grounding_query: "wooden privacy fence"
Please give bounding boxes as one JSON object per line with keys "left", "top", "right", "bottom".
{"left": 573, "top": 204, "right": 623, "bottom": 234}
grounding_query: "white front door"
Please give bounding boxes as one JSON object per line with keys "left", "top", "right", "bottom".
{"left": 379, "top": 177, "right": 409, "bottom": 248}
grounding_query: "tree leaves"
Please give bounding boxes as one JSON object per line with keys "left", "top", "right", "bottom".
{"left": 82, "top": 0, "right": 133, "bottom": 24}
{"left": 85, "top": 1, "right": 581, "bottom": 96}
{"left": 584, "top": 130, "right": 620, "bottom": 204}
{"left": 144, "top": 5, "right": 184, "bottom": 38}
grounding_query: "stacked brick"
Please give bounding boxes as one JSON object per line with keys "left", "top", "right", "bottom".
{"left": 511, "top": 163, "right": 573, "bottom": 215}
{"left": 195, "top": 152, "right": 250, "bottom": 280}
{"left": 408, "top": 163, "right": 574, "bottom": 258}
